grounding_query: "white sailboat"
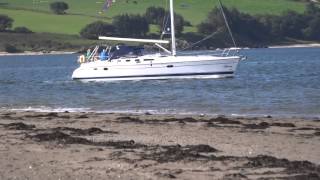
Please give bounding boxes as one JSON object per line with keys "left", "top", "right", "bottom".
{"left": 72, "top": 0, "right": 242, "bottom": 81}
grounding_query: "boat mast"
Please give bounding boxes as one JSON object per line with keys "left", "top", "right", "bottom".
{"left": 169, "top": 0, "right": 176, "bottom": 56}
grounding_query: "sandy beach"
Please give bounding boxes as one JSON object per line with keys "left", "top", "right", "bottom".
{"left": 0, "top": 111, "right": 319, "bottom": 179}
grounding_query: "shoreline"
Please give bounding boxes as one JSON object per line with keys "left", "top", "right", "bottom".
{"left": 5, "top": 108, "right": 320, "bottom": 120}
{"left": 0, "top": 51, "right": 77, "bottom": 56}
{"left": 0, "top": 111, "right": 319, "bottom": 179}
{"left": 268, "top": 43, "right": 320, "bottom": 49}
{"left": 1, "top": 43, "right": 320, "bottom": 56}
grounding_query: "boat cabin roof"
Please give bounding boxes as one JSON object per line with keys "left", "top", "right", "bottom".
{"left": 110, "top": 45, "right": 144, "bottom": 60}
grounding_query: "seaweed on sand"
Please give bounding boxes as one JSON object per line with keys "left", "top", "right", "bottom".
{"left": 141, "top": 144, "right": 219, "bottom": 163}
{"left": 51, "top": 127, "right": 118, "bottom": 135}
{"left": 3, "top": 122, "right": 36, "bottom": 130}
{"left": 29, "top": 131, "right": 144, "bottom": 149}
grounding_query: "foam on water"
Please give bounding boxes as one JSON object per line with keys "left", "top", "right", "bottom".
{"left": 10, "top": 107, "right": 91, "bottom": 113}
{"left": 4, "top": 106, "right": 319, "bottom": 119}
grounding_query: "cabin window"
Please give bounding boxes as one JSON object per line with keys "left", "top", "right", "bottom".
{"left": 167, "top": 65, "right": 174, "bottom": 68}
{"left": 126, "top": 60, "right": 131, "bottom": 62}
{"left": 93, "top": 68, "right": 98, "bottom": 70}
{"left": 103, "top": 68, "right": 108, "bottom": 70}
{"left": 144, "top": 59, "right": 154, "bottom": 61}
{"left": 135, "top": 59, "right": 140, "bottom": 63}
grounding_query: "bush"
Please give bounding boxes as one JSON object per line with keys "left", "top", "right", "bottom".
{"left": 80, "top": 21, "right": 115, "bottom": 39}
{"left": 50, "top": 1, "right": 69, "bottom": 14}
{"left": 4, "top": 44, "right": 21, "bottom": 53}
{"left": 14, "top": 26, "right": 33, "bottom": 33}
{"left": 0, "top": 14, "right": 13, "bottom": 31}
{"left": 112, "top": 14, "right": 149, "bottom": 37}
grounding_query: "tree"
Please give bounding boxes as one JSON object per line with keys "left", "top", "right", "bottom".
{"left": 305, "top": 2, "right": 320, "bottom": 17}
{"left": 301, "top": 2, "right": 320, "bottom": 40}
{"left": 278, "top": 10, "right": 307, "bottom": 39}
{"left": 198, "top": 7, "right": 269, "bottom": 44}
{"left": 171, "top": 13, "right": 185, "bottom": 36}
{"left": 257, "top": 15, "right": 282, "bottom": 39}
{"left": 0, "top": 14, "right": 13, "bottom": 31}
{"left": 303, "top": 16, "right": 320, "bottom": 40}
{"left": 112, "top": 14, "right": 149, "bottom": 37}
{"left": 50, "top": 1, "right": 69, "bottom": 15}
{"left": 145, "top": 6, "right": 165, "bottom": 25}
{"left": 80, "top": 21, "right": 115, "bottom": 39}
{"left": 194, "top": 3, "right": 320, "bottom": 47}
{"left": 14, "top": 26, "right": 33, "bottom": 33}
{"left": 144, "top": 7, "right": 187, "bottom": 36}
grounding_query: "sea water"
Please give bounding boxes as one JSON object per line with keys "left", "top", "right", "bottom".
{"left": 0, "top": 48, "right": 319, "bottom": 118}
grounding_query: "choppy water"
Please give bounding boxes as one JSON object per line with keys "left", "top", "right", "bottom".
{"left": 0, "top": 48, "right": 319, "bottom": 118}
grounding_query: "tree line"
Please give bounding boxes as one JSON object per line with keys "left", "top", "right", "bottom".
{"left": 80, "top": 3, "right": 320, "bottom": 48}
{"left": 197, "top": 3, "right": 320, "bottom": 48}
{"left": 1, "top": 2, "right": 320, "bottom": 49}
{"left": 80, "top": 7, "right": 189, "bottom": 39}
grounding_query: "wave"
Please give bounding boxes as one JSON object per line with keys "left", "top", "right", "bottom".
{"left": 3, "top": 106, "right": 319, "bottom": 119}
{"left": 9, "top": 106, "right": 91, "bottom": 113}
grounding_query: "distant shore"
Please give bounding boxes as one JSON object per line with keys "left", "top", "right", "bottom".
{"left": 1, "top": 43, "right": 320, "bottom": 57}
{"left": 268, "top": 43, "right": 320, "bottom": 49}
{"left": 0, "top": 110, "right": 319, "bottom": 179}
{"left": 0, "top": 51, "right": 77, "bottom": 56}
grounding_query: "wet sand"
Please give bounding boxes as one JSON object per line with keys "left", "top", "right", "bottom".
{"left": 0, "top": 111, "right": 319, "bottom": 179}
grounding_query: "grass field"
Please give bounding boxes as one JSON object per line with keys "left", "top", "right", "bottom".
{"left": 1, "top": 0, "right": 306, "bottom": 16}
{"left": 0, "top": 32, "right": 100, "bottom": 52}
{"left": 0, "top": 0, "right": 307, "bottom": 35}
{"left": 0, "top": 9, "right": 105, "bottom": 35}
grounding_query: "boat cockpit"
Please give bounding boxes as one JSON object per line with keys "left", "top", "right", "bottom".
{"left": 78, "top": 45, "right": 144, "bottom": 63}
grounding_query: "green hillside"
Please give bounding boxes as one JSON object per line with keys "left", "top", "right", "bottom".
{"left": 0, "top": 0, "right": 307, "bottom": 35}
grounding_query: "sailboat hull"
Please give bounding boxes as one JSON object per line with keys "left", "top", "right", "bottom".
{"left": 72, "top": 55, "right": 240, "bottom": 81}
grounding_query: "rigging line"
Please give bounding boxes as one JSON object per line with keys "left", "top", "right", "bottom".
{"left": 161, "top": 0, "right": 170, "bottom": 39}
{"left": 218, "top": 0, "right": 237, "bottom": 48}
{"left": 181, "top": 0, "right": 237, "bottom": 51}
{"left": 162, "top": 0, "right": 168, "bottom": 29}
{"left": 160, "top": 16, "right": 170, "bottom": 39}
{"left": 181, "top": 30, "right": 222, "bottom": 51}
